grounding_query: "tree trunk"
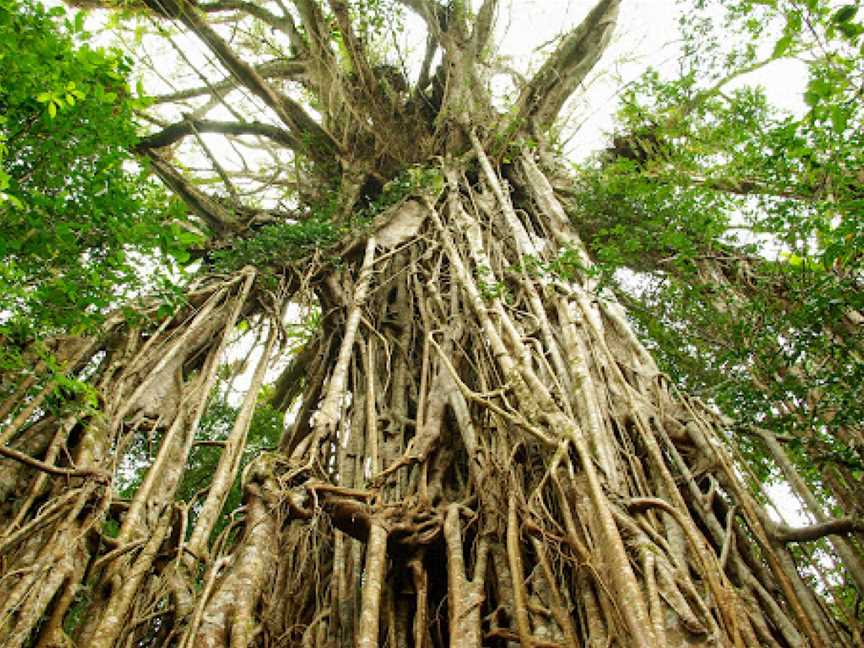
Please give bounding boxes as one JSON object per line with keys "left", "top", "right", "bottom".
{"left": 4, "top": 144, "right": 854, "bottom": 647}
{"left": 1, "top": 0, "right": 859, "bottom": 645}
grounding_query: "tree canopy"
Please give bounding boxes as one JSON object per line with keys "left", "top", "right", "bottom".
{"left": 0, "top": 0, "right": 199, "bottom": 342}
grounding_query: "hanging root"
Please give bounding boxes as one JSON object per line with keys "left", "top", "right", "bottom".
{"left": 0, "top": 154, "right": 858, "bottom": 648}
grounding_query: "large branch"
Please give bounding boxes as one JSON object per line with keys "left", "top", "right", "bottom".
{"left": 515, "top": 0, "right": 620, "bottom": 129}
{"left": 200, "top": 0, "right": 306, "bottom": 52}
{"left": 470, "top": 0, "right": 498, "bottom": 56}
{"left": 144, "top": 151, "right": 240, "bottom": 235}
{"left": 590, "top": 155, "right": 860, "bottom": 204}
{"left": 413, "top": 33, "right": 438, "bottom": 95}
{"left": 289, "top": 0, "right": 345, "bottom": 120}
{"left": 660, "top": 171, "right": 826, "bottom": 202}
{"left": 292, "top": 0, "right": 334, "bottom": 54}
{"left": 0, "top": 443, "right": 110, "bottom": 481}
{"left": 69, "top": 0, "right": 337, "bottom": 162}
{"left": 768, "top": 517, "right": 864, "bottom": 543}
{"left": 396, "top": 0, "right": 447, "bottom": 43}
{"left": 137, "top": 118, "right": 301, "bottom": 150}
{"left": 327, "top": 0, "right": 404, "bottom": 134}
{"left": 396, "top": 0, "right": 439, "bottom": 23}
{"left": 172, "top": 0, "right": 339, "bottom": 163}
{"left": 328, "top": 0, "right": 379, "bottom": 93}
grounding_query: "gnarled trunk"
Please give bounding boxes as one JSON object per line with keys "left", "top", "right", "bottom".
{"left": 2, "top": 0, "right": 860, "bottom": 645}
{"left": 4, "top": 149, "right": 852, "bottom": 648}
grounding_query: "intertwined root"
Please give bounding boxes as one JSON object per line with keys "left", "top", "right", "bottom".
{"left": 0, "top": 154, "right": 857, "bottom": 647}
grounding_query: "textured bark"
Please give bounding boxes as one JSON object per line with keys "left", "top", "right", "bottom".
{"left": 1, "top": 0, "right": 858, "bottom": 646}
{"left": 3, "top": 154, "right": 856, "bottom": 646}
{"left": 192, "top": 473, "right": 279, "bottom": 648}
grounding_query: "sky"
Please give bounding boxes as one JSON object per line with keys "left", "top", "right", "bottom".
{"left": 490, "top": 0, "right": 808, "bottom": 157}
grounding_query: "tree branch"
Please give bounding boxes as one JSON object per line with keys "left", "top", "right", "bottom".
{"left": 70, "top": 0, "right": 337, "bottom": 162}
{"left": 144, "top": 151, "right": 240, "bottom": 235}
{"left": 414, "top": 33, "right": 437, "bottom": 94}
{"left": 768, "top": 518, "right": 864, "bottom": 543}
{"left": 515, "top": 0, "right": 620, "bottom": 129}
{"left": 171, "top": 0, "right": 339, "bottom": 162}
{"left": 152, "top": 59, "right": 307, "bottom": 104}
{"left": 200, "top": 0, "right": 306, "bottom": 52}
{"left": 396, "top": 0, "right": 447, "bottom": 43}
{"left": 288, "top": 0, "right": 346, "bottom": 120}
{"left": 471, "top": 0, "right": 497, "bottom": 56}
{"left": 328, "top": 0, "right": 380, "bottom": 94}
{"left": 614, "top": 165, "right": 851, "bottom": 204}
{"left": 663, "top": 171, "right": 819, "bottom": 201}
{"left": 137, "top": 118, "right": 301, "bottom": 150}
{"left": 327, "top": 0, "right": 406, "bottom": 137}
{"left": 396, "top": 0, "right": 438, "bottom": 23}
{"left": 0, "top": 443, "right": 110, "bottom": 482}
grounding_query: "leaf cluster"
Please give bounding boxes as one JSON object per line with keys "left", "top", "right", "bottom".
{"left": 567, "top": 0, "right": 864, "bottom": 523}
{"left": 0, "top": 0, "right": 190, "bottom": 344}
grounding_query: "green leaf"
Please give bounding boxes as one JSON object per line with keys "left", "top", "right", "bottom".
{"left": 171, "top": 248, "right": 191, "bottom": 263}
{"left": 772, "top": 34, "right": 793, "bottom": 57}
{"left": 785, "top": 11, "right": 802, "bottom": 34}
{"left": 0, "top": 0, "right": 174, "bottom": 340}
{"left": 1, "top": 192, "right": 24, "bottom": 209}
{"left": 822, "top": 242, "right": 845, "bottom": 268}
{"left": 804, "top": 77, "right": 834, "bottom": 107}
{"left": 837, "top": 21, "right": 863, "bottom": 38}
{"left": 830, "top": 106, "right": 849, "bottom": 133}
{"left": 832, "top": 5, "right": 858, "bottom": 24}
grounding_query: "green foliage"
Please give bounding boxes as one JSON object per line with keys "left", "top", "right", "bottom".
{"left": 343, "top": 0, "right": 404, "bottom": 48}
{"left": 212, "top": 216, "right": 342, "bottom": 273}
{"left": 212, "top": 165, "right": 442, "bottom": 276}
{"left": 583, "top": 0, "right": 864, "bottom": 330}
{"left": 567, "top": 0, "right": 864, "bottom": 531}
{"left": 62, "top": 584, "right": 92, "bottom": 634}
{"left": 474, "top": 265, "right": 509, "bottom": 302}
{"left": 686, "top": 2, "right": 864, "bottom": 263}
{"left": 0, "top": 0, "right": 190, "bottom": 344}
{"left": 113, "top": 377, "right": 284, "bottom": 545}
{"left": 374, "top": 165, "right": 443, "bottom": 209}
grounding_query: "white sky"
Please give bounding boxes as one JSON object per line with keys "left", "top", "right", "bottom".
{"left": 491, "top": 0, "right": 808, "bottom": 157}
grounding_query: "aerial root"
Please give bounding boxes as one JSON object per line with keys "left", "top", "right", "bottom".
{"left": 0, "top": 155, "right": 854, "bottom": 647}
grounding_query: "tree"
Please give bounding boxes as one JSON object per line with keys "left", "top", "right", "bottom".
{"left": 0, "top": 0, "right": 862, "bottom": 647}
{"left": 568, "top": 0, "right": 864, "bottom": 615}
